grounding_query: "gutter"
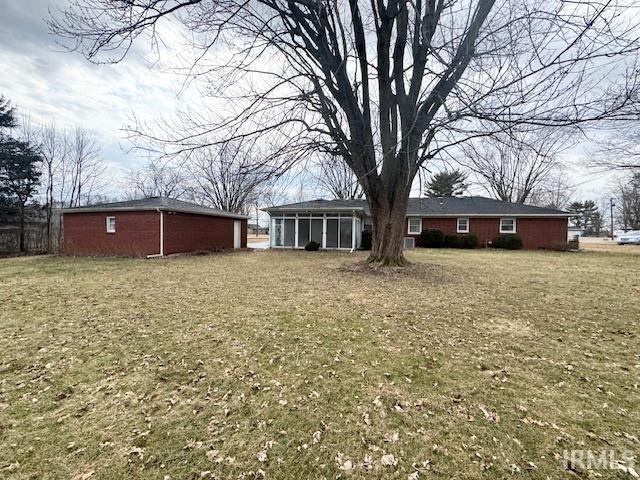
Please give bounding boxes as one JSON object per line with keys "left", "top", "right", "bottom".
{"left": 263, "top": 208, "right": 572, "bottom": 217}
{"left": 146, "top": 209, "right": 165, "bottom": 258}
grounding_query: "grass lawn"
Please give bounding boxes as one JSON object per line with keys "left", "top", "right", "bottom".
{"left": 1, "top": 248, "right": 639, "bottom": 479}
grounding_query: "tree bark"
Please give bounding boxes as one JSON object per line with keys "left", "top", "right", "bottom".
{"left": 19, "top": 203, "right": 26, "bottom": 253}
{"left": 367, "top": 190, "right": 411, "bottom": 266}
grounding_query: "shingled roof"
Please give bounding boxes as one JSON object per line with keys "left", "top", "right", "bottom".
{"left": 264, "top": 196, "right": 572, "bottom": 217}
{"left": 63, "top": 197, "right": 249, "bottom": 219}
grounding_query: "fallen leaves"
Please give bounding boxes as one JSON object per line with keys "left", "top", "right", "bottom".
{"left": 478, "top": 405, "right": 500, "bottom": 423}
{"left": 381, "top": 454, "right": 398, "bottom": 467}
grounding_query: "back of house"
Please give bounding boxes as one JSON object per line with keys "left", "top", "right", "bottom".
{"left": 264, "top": 196, "right": 571, "bottom": 250}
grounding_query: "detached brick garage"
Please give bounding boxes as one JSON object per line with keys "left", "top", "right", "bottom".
{"left": 62, "top": 197, "right": 248, "bottom": 257}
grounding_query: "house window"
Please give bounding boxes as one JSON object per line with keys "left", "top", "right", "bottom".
{"left": 106, "top": 216, "right": 116, "bottom": 233}
{"left": 500, "top": 218, "right": 516, "bottom": 233}
{"left": 407, "top": 218, "right": 422, "bottom": 234}
{"left": 457, "top": 218, "right": 469, "bottom": 233}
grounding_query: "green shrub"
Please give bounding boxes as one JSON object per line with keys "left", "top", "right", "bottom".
{"left": 458, "top": 234, "right": 479, "bottom": 249}
{"left": 492, "top": 234, "right": 523, "bottom": 250}
{"left": 361, "top": 229, "right": 372, "bottom": 250}
{"left": 444, "top": 234, "right": 460, "bottom": 248}
{"left": 304, "top": 241, "right": 320, "bottom": 251}
{"left": 419, "top": 229, "right": 444, "bottom": 248}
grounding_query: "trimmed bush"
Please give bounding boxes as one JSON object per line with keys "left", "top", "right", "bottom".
{"left": 361, "top": 229, "right": 372, "bottom": 250}
{"left": 419, "top": 229, "right": 444, "bottom": 248}
{"left": 458, "top": 234, "right": 479, "bottom": 249}
{"left": 492, "top": 234, "right": 523, "bottom": 250}
{"left": 444, "top": 234, "right": 460, "bottom": 248}
{"left": 304, "top": 241, "right": 320, "bottom": 251}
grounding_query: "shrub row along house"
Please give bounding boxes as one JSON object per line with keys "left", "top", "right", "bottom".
{"left": 264, "top": 196, "right": 571, "bottom": 250}
{"left": 62, "top": 197, "right": 248, "bottom": 257}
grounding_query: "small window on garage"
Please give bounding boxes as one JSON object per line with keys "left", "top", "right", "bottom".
{"left": 500, "top": 218, "right": 516, "bottom": 233}
{"left": 106, "top": 216, "right": 116, "bottom": 233}
{"left": 407, "top": 217, "right": 422, "bottom": 234}
{"left": 457, "top": 218, "right": 469, "bottom": 233}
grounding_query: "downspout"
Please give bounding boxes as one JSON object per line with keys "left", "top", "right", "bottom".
{"left": 350, "top": 212, "right": 357, "bottom": 253}
{"left": 146, "top": 209, "right": 165, "bottom": 258}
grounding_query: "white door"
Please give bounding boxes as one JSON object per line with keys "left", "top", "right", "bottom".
{"left": 233, "top": 221, "right": 241, "bottom": 249}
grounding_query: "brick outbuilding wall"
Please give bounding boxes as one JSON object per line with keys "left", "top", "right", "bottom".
{"left": 404, "top": 216, "right": 568, "bottom": 250}
{"left": 63, "top": 210, "right": 247, "bottom": 256}
{"left": 62, "top": 211, "right": 160, "bottom": 256}
{"left": 163, "top": 212, "right": 247, "bottom": 254}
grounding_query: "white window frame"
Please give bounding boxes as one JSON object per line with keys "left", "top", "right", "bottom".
{"left": 407, "top": 217, "right": 422, "bottom": 235}
{"left": 106, "top": 216, "right": 116, "bottom": 233}
{"left": 457, "top": 217, "right": 469, "bottom": 233}
{"left": 499, "top": 217, "right": 516, "bottom": 233}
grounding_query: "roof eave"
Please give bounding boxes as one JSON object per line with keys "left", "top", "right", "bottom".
{"left": 405, "top": 213, "right": 573, "bottom": 217}
{"left": 263, "top": 207, "right": 367, "bottom": 213}
{"left": 63, "top": 206, "right": 249, "bottom": 220}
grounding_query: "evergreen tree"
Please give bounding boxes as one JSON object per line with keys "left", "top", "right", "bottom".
{"left": 425, "top": 169, "right": 468, "bottom": 197}
{"left": 569, "top": 200, "right": 602, "bottom": 235}
{"left": 0, "top": 96, "right": 42, "bottom": 251}
{"left": 0, "top": 95, "right": 17, "bottom": 130}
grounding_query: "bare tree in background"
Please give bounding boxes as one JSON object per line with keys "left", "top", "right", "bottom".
{"left": 617, "top": 171, "right": 640, "bottom": 230}
{"left": 590, "top": 120, "right": 640, "bottom": 170}
{"left": 460, "top": 128, "right": 573, "bottom": 204}
{"left": 123, "top": 158, "right": 192, "bottom": 200}
{"left": 51, "top": 0, "right": 640, "bottom": 265}
{"left": 315, "top": 155, "right": 363, "bottom": 200}
{"left": 62, "top": 128, "right": 106, "bottom": 207}
{"left": 189, "top": 140, "right": 279, "bottom": 214}
{"left": 39, "top": 124, "right": 66, "bottom": 250}
{"left": 528, "top": 170, "right": 576, "bottom": 210}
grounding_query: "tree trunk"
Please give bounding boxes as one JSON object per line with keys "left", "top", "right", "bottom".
{"left": 367, "top": 192, "right": 411, "bottom": 266}
{"left": 19, "top": 203, "right": 26, "bottom": 253}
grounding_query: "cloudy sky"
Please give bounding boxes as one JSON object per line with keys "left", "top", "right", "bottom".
{"left": 0, "top": 0, "right": 615, "bottom": 202}
{"left": 0, "top": 0, "right": 187, "bottom": 181}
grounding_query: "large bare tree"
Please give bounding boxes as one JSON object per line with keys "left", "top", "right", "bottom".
{"left": 51, "top": 0, "right": 640, "bottom": 264}
{"left": 459, "top": 127, "right": 573, "bottom": 204}
{"left": 189, "top": 140, "right": 279, "bottom": 214}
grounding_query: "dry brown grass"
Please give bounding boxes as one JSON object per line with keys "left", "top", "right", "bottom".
{"left": 1, "top": 248, "right": 638, "bottom": 479}
{"left": 579, "top": 237, "right": 640, "bottom": 255}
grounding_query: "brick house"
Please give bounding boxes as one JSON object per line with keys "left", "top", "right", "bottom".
{"left": 62, "top": 197, "right": 248, "bottom": 257}
{"left": 264, "top": 196, "right": 571, "bottom": 250}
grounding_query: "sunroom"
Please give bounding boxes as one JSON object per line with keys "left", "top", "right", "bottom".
{"left": 269, "top": 212, "right": 365, "bottom": 250}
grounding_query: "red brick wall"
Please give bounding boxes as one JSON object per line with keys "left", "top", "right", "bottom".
{"left": 163, "top": 212, "right": 247, "bottom": 254}
{"left": 515, "top": 218, "right": 569, "bottom": 250}
{"left": 405, "top": 216, "right": 568, "bottom": 249}
{"left": 62, "top": 211, "right": 160, "bottom": 256}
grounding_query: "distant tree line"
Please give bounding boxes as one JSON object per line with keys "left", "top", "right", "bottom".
{"left": 0, "top": 96, "right": 42, "bottom": 252}
{"left": 0, "top": 94, "right": 108, "bottom": 252}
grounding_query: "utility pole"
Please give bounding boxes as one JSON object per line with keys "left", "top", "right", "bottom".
{"left": 610, "top": 198, "right": 615, "bottom": 241}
